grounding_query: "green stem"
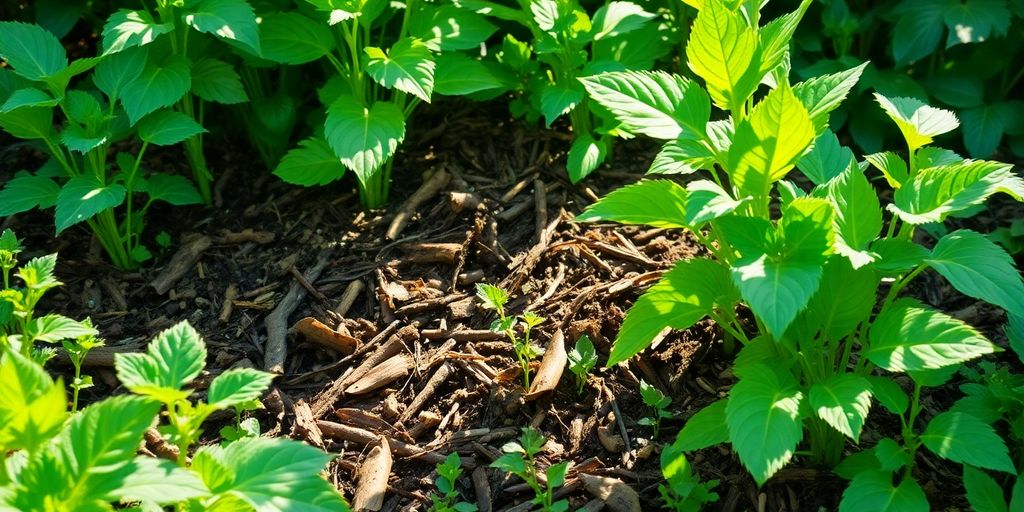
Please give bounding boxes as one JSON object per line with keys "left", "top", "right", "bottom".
{"left": 123, "top": 142, "right": 149, "bottom": 250}
{"left": 880, "top": 264, "right": 927, "bottom": 311}
{"left": 902, "top": 382, "right": 924, "bottom": 480}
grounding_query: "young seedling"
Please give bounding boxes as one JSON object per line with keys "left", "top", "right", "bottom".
{"left": 567, "top": 334, "right": 598, "bottom": 394}
{"left": 429, "top": 452, "right": 478, "bottom": 512}
{"left": 490, "top": 428, "right": 569, "bottom": 512}
{"left": 660, "top": 435, "right": 719, "bottom": 511}
{"left": 0, "top": 229, "right": 20, "bottom": 289}
{"left": 477, "top": 283, "right": 546, "bottom": 389}
{"left": 638, "top": 379, "right": 673, "bottom": 439}
{"left": 60, "top": 318, "right": 104, "bottom": 412}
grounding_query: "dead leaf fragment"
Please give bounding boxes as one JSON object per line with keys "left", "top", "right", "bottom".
{"left": 579, "top": 474, "right": 640, "bottom": 512}
{"left": 292, "top": 317, "right": 358, "bottom": 355}
{"left": 354, "top": 437, "right": 392, "bottom": 511}
{"left": 345, "top": 353, "right": 412, "bottom": 395}
{"left": 525, "top": 329, "right": 567, "bottom": 401}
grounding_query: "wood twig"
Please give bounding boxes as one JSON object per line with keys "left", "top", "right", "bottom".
{"left": 263, "top": 247, "right": 335, "bottom": 374}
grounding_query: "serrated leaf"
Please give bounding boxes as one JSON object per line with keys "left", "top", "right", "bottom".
{"left": 891, "top": 0, "right": 950, "bottom": 65}
{"left": 963, "top": 465, "right": 1009, "bottom": 512}
{"left": 944, "top": 0, "right": 1011, "bottom": 47}
{"left": 566, "top": 135, "right": 606, "bottom": 183}
{"left": 0, "top": 22, "right": 68, "bottom": 81}
{"left": 864, "top": 151, "right": 909, "bottom": 189}
{"left": 364, "top": 37, "right": 435, "bottom": 102}
{"left": 809, "top": 374, "right": 872, "bottom": 441}
{"left": 61, "top": 124, "right": 109, "bottom": 154}
{"left": 0, "top": 174, "right": 60, "bottom": 216}
{"left": 191, "top": 58, "right": 248, "bottom": 105}
{"left": 259, "top": 12, "right": 334, "bottom": 64}
{"left": 146, "top": 174, "right": 203, "bottom": 205}
{"left": 685, "top": 0, "right": 760, "bottom": 111}
{"left": 827, "top": 164, "right": 882, "bottom": 267}
{"left": 109, "top": 456, "right": 210, "bottom": 504}
{"left": 138, "top": 110, "right": 207, "bottom": 146}
{"left": 961, "top": 105, "right": 1005, "bottom": 158}
{"left": 648, "top": 138, "right": 715, "bottom": 175}
{"left": 540, "top": 82, "right": 583, "bottom": 127}
{"left": 121, "top": 54, "right": 191, "bottom": 125}
{"left": 0, "top": 350, "right": 66, "bottom": 452}
{"left": 434, "top": 53, "right": 509, "bottom": 96}
{"left": 576, "top": 179, "right": 688, "bottom": 228}
{"left": 324, "top": 96, "right": 405, "bottom": 182}
{"left": 922, "top": 411, "right": 1015, "bottom": 473}
{"left": 798, "top": 130, "right": 855, "bottom": 186}
{"left": 729, "top": 85, "right": 815, "bottom": 196}
{"left": 874, "top": 93, "right": 959, "bottom": 150}
{"left": 93, "top": 46, "right": 146, "bottom": 104}
{"left": 675, "top": 399, "right": 729, "bottom": 451}
{"left": 868, "top": 376, "right": 909, "bottom": 415}
{"left": 184, "top": 0, "right": 261, "bottom": 54}
{"left": 208, "top": 368, "right": 274, "bottom": 408}
{"left": 590, "top": 2, "right": 655, "bottom": 40}
{"left": 54, "top": 176, "right": 126, "bottom": 234}
{"left": 927, "top": 229, "right": 1024, "bottom": 316}
{"left": 0, "top": 87, "right": 58, "bottom": 112}
{"left": 28, "top": 314, "right": 97, "bottom": 343}
{"left": 115, "top": 321, "right": 207, "bottom": 397}
{"left": 726, "top": 364, "right": 804, "bottom": 485}
{"left": 580, "top": 70, "right": 710, "bottom": 141}
{"left": 797, "top": 256, "right": 878, "bottom": 340}
{"left": 101, "top": 10, "right": 172, "bottom": 54}
{"left": 685, "top": 180, "right": 748, "bottom": 225}
{"left": 889, "top": 160, "right": 1021, "bottom": 224}
{"left": 792, "top": 62, "right": 868, "bottom": 133}
{"left": 274, "top": 137, "right": 346, "bottom": 186}
{"left": 839, "top": 470, "right": 929, "bottom": 512}
{"left": 475, "top": 283, "right": 508, "bottom": 312}
{"left": 410, "top": 5, "right": 498, "bottom": 51}
{"left": 0, "top": 104, "right": 54, "bottom": 140}
{"left": 757, "top": 3, "right": 809, "bottom": 75}
{"left": 867, "top": 299, "right": 998, "bottom": 372}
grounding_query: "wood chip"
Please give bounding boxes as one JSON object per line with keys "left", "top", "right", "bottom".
{"left": 150, "top": 235, "right": 212, "bottom": 295}
{"left": 387, "top": 168, "right": 450, "bottom": 240}
{"left": 398, "top": 243, "right": 462, "bottom": 265}
{"left": 354, "top": 438, "right": 392, "bottom": 512}
{"left": 344, "top": 353, "right": 412, "bottom": 395}
{"left": 525, "top": 329, "right": 567, "bottom": 401}
{"left": 579, "top": 474, "right": 640, "bottom": 512}
{"left": 292, "top": 316, "right": 358, "bottom": 355}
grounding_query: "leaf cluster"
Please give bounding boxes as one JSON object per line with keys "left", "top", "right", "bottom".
{"left": 430, "top": 453, "right": 478, "bottom": 512}
{"left": 566, "top": 334, "right": 598, "bottom": 394}
{"left": 477, "top": 283, "right": 546, "bottom": 389}
{"left": 490, "top": 428, "right": 569, "bottom": 512}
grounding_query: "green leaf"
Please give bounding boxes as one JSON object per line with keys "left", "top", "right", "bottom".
{"left": 101, "top": 10, "right": 173, "bottom": 54}
{"left": 0, "top": 350, "right": 66, "bottom": 452}
{"left": 685, "top": 0, "right": 760, "bottom": 111}
{"left": 566, "top": 135, "right": 607, "bottom": 183}
{"left": 961, "top": 105, "right": 1005, "bottom": 158}
{"left": 867, "top": 299, "right": 999, "bottom": 372}
{"left": 809, "top": 374, "right": 872, "bottom": 441}
{"left": 838, "top": 470, "right": 929, "bottom": 512}
{"left": 184, "top": 0, "right": 261, "bottom": 54}
{"left": 580, "top": 70, "right": 710, "bottom": 141}
{"left": 590, "top": 2, "right": 654, "bottom": 40}
{"left": 729, "top": 84, "right": 815, "bottom": 196}
{"left": 576, "top": 179, "right": 688, "bottom": 228}
{"left": 146, "top": 174, "right": 203, "bottom": 205}
{"left": 675, "top": 399, "right": 729, "bottom": 451}
{"left": 757, "top": 3, "right": 810, "bottom": 75}
{"left": 259, "top": 12, "right": 335, "bottom": 65}
{"left": 191, "top": 58, "right": 248, "bottom": 105}
{"left": 797, "top": 130, "right": 855, "bottom": 186}
{"left": 922, "top": 411, "right": 1015, "bottom": 473}
{"left": 115, "top": 321, "right": 207, "bottom": 399}
{"left": 93, "top": 46, "right": 147, "bottom": 104}
{"left": 208, "top": 368, "right": 274, "bottom": 409}
{"left": 0, "top": 105, "right": 54, "bottom": 140}
{"left": 28, "top": 314, "right": 97, "bottom": 343}
{"left": 274, "top": 137, "right": 346, "bottom": 187}
{"left": 943, "top": 0, "right": 1010, "bottom": 47}
{"left": 324, "top": 96, "right": 406, "bottom": 181}
{"left": 648, "top": 138, "right": 715, "bottom": 175}
{"left": 547, "top": 461, "right": 569, "bottom": 489}
{"left": 475, "top": 283, "right": 508, "bottom": 313}
{"left": 110, "top": 456, "right": 210, "bottom": 504}
{"left": 873, "top": 438, "right": 911, "bottom": 472}
{"left": 725, "top": 364, "right": 804, "bottom": 485}
{"left": 364, "top": 37, "right": 435, "bottom": 102}
{"left": 434, "top": 54, "right": 509, "bottom": 96}
{"left": 889, "top": 160, "right": 1022, "bottom": 224}
{"left": 827, "top": 164, "right": 882, "bottom": 268}
{"left": 1, "top": 87, "right": 58, "bottom": 112}
{"left": 121, "top": 54, "right": 191, "bottom": 125}
{"left": 798, "top": 257, "right": 878, "bottom": 340}
{"left": 0, "top": 174, "right": 60, "bottom": 216}
{"left": 864, "top": 151, "right": 909, "bottom": 189}
{"left": 792, "top": 62, "right": 868, "bottom": 133}
{"left": 686, "top": 180, "right": 748, "bottom": 226}
{"left": 17, "top": 253, "right": 59, "bottom": 290}
{"left": 54, "top": 176, "right": 127, "bottom": 234}
{"left": 868, "top": 376, "right": 909, "bottom": 415}
{"left": 927, "top": 229, "right": 1024, "bottom": 317}
{"left": 963, "top": 465, "right": 1009, "bottom": 512}
{"left": 541, "top": 83, "right": 583, "bottom": 127}
{"left": 874, "top": 93, "right": 959, "bottom": 150}
{"left": 610, "top": 258, "right": 737, "bottom": 365}
{"left": 891, "top": 0, "right": 950, "bottom": 65}
{"left": 870, "top": 238, "right": 928, "bottom": 275}
{"left": 0, "top": 22, "right": 68, "bottom": 81}
{"left": 138, "top": 110, "right": 206, "bottom": 146}
{"left": 61, "top": 123, "right": 109, "bottom": 154}
{"left": 410, "top": 5, "right": 498, "bottom": 51}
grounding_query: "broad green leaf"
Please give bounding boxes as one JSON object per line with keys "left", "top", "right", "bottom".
{"left": 809, "top": 374, "right": 872, "bottom": 441}
{"left": 873, "top": 438, "right": 911, "bottom": 472}
{"left": 868, "top": 376, "right": 909, "bottom": 415}
{"left": 101, "top": 10, "right": 172, "bottom": 54}
{"left": 475, "top": 283, "right": 508, "bottom": 313}
{"left": 838, "top": 470, "right": 929, "bottom": 512}
{"left": 0, "top": 87, "right": 58, "bottom": 112}
{"left": 797, "top": 257, "right": 878, "bottom": 340}
{"left": 729, "top": 84, "right": 815, "bottom": 196}
{"left": 926, "top": 74, "right": 984, "bottom": 109}
{"left": 109, "top": 457, "right": 210, "bottom": 504}
{"left": 757, "top": 2, "right": 811, "bottom": 74}
{"left": 685, "top": 0, "right": 760, "bottom": 111}
{"left": 0, "top": 105, "right": 54, "bottom": 140}
{"left": 0, "top": 22, "right": 68, "bottom": 81}
{"left": 944, "top": 0, "right": 1010, "bottom": 46}
{"left": 64, "top": 90, "right": 103, "bottom": 125}
{"left": 961, "top": 105, "right": 1005, "bottom": 158}
{"left": 590, "top": 2, "right": 655, "bottom": 40}
{"left": 834, "top": 452, "right": 882, "bottom": 480}
{"left": 867, "top": 299, "right": 998, "bottom": 372}
{"left": 798, "top": 130, "right": 855, "bottom": 186}
{"left": 259, "top": 12, "right": 334, "bottom": 65}
{"left": 191, "top": 58, "right": 248, "bottom": 105}
{"left": 566, "top": 135, "right": 606, "bottom": 183}
{"left": 725, "top": 364, "right": 804, "bottom": 485}
{"left": 675, "top": 399, "right": 729, "bottom": 451}
{"left": 922, "top": 411, "right": 1015, "bottom": 473}
{"left": 963, "top": 465, "right": 1009, "bottom": 512}
{"left": 115, "top": 321, "right": 207, "bottom": 398}
{"left": 530, "top": 0, "right": 569, "bottom": 32}
{"left": 1008, "top": 315, "right": 1024, "bottom": 364}
{"left": 17, "top": 253, "right": 60, "bottom": 290}
{"left": 138, "top": 110, "right": 207, "bottom": 146}
{"left": 792, "top": 62, "right": 867, "bottom": 133}
{"left": 146, "top": 174, "right": 203, "bottom": 205}
{"left": 648, "top": 138, "right": 715, "bottom": 175}
{"left": 54, "top": 176, "right": 127, "bottom": 234}
{"left": 864, "top": 151, "right": 909, "bottom": 189}
{"left": 274, "top": 137, "right": 346, "bottom": 186}
{"left": 576, "top": 179, "right": 688, "bottom": 228}
{"left": 410, "top": 5, "right": 498, "bottom": 51}
{"left": 540, "top": 83, "right": 583, "bottom": 127}
{"left": 874, "top": 93, "right": 959, "bottom": 150}
{"left": 184, "top": 0, "right": 261, "bottom": 54}
{"left": 0, "top": 174, "right": 60, "bottom": 216}
{"left": 121, "top": 54, "right": 191, "bottom": 125}
{"left": 870, "top": 238, "right": 928, "bottom": 275}
{"left": 827, "top": 164, "right": 882, "bottom": 268}
{"left": 324, "top": 96, "right": 406, "bottom": 181}
{"left": 579, "top": 70, "right": 710, "bottom": 141}
{"left": 685, "top": 180, "right": 748, "bottom": 225}
{"left": 927, "top": 230, "right": 1024, "bottom": 317}
{"left": 889, "top": 160, "right": 1022, "bottom": 224}
{"left": 28, "top": 314, "right": 97, "bottom": 343}
{"left": 0, "top": 350, "right": 66, "bottom": 452}
{"left": 61, "top": 124, "right": 109, "bottom": 154}
{"left": 434, "top": 54, "right": 509, "bottom": 96}
{"left": 610, "top": 258, "right": 737, "bottom": 365}
{"left": 891, "top": 0, "right": 950, "bottom": 65}
{"left": 364, "top": 37, "right": 435, "bottom": 102}
{"left": 208, "top": 368, "right": 274, "bottom": 409}
{"left": 93, "top": 46, "right": 146, "bottom": 104}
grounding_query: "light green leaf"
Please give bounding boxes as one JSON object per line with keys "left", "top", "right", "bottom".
{"left": 610, "top": 258, "right": 737, "bottom": 365}
{"left": 566, "top": 135, "right": 606, "bottom": 183}
{"left": 274, "top": 137, "right": 346, "bottom": 186}
{"left": 121, "top": 54, "right": 191, "bottom": 125}
{"left": 963, "top": 465, "right": 1009, "bottom": 512}
{"left": 838, "top": 470, "right": 929, "bottom": 512}
{"left": 922, "top": 411, "right": 1015, "bottom": 473}
{"left": 685, "top": 180, "right": 748, "bottom": 226}
{"left": 927, "top": 230, "right": 1024, "bottom": 317}
{"left": 827, "top": 164, "right": 882, "bottom": 267}
{"left": 0, "top": 87, "right": 58, "bottom": 112}
{"left": 675, "top": 399, "right": 729, "bottom": 451}
{"left": 874, "top": 93, "right": 959, "bottom": 150}
{"left": 867, "top": 299, "right": 999, "bottom": 372}
{"left": 110, "top": 457, "right": 210, "bottom": 504}
{"left": 364, "top": 37, "right": 435, "bottom": 102}
{"left": 809, "top": 374, "right": 872, "bottom": 441}
{"left": 101, "top": 10, "right": 172, "bottom": 54}
{"left": 797, "top": 130, "right": 855, "bottom": 186}
{"left": 757, "top": 2, "right": 810, "bottom": 75}
{"left": 726, "top": 364, "right": 804, "bottom": 485}
{"left": 93, "top": 46, "right": 147, "bottom": 104}
{"left": 792, "top": 62, "right": 868, "bottom": 133}
{"left": 208, "top": 368, "right": 274, "bottom": 409}
{"left": 889, "top": 160, "right": 1021, "bottom": 224}
{"left": 115, "top": 321, "right": 207, "bottom": 397}
{"left": 576, "top": 179, "right": 689, "bottom": 228}
{"left": 685, "top": 0, "right": 760, "bottom": 111}
{"left": 138, "top": 110, "right": 206, "bottom": 146}
{"left": 0, "top": 22, "right": 68, "bottom": 81}
{"left": 184, "top": 0, "right": 261, "bottom": 54}
{"left": 648, "top": 138, "right": 715, "bottom": 175}
{"left": 541, "top": 83, "right": 583, "bottom": 127}
{"left": 259, "top": 12, "right": 334, "bottom": 65}
{"left": 190, "top": 58, "right": 248, "bottom": 105}
{"left": 0, "top": 350, "right": 66, "bottom": 452}
{"left": 55, "top": 176, "right": 127, "bottom": 234}
{"left": 410, "top": 5, "right": 498, "bottom": 51}
{"left": 729, "top": 84, "right": 815, "bottom": 196}
{"left": 28, "top": 314, "right": 97, "bottom": 343}
{"left": 580, "top": 70, "right": 710, "bottom": 141}
{"left": 324, "top": 96, "right": 406, "bottom": 182}
{"left": 475, "top": 283, "right": 508, "bottom": 313}
{"left": 146, "top": 174, "right": 203, "bottom": 205}
{"left": 864, "top": 151, "right": 909, "bottom": 189}
{"left": 0, "top": 174, "right": 60, "bottom": 216}
{"left": 590, "top": 2, "right": 655, "bottom": 40}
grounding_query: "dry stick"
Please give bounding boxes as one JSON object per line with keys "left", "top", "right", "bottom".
{"left": 219, "top": 284, "right": 238, "bottom": 323}
{"left": 500, "top": 172, "right": 538, "bottom": 203}
{"left": 399, "top": 362, "right": 453, "bottom": 424}
{"left": 394, "top": 293, "right": 467, "bottom": 317}
{"left": 150, "top": 235, "right": 212, "bottom": 295}
{"left": 334, "top": 279, "right": 364, "bottom": 317}
{"left": 52, "top": 343, "right": 144, "bottom": 367}
{"left": 421, "top": 328, "right": 505, "bottom": 342}
{"left": 533, "top": 179, "right": 548, "bottom": 245}
{"left": 317, "top": 420, "right": 470, "bottom": 468}
{"left": 472, "top": 466, "right": 493, "bottom": 512}
{"left": 387, "top": 168, "right": 451, "bottom": 240}
{"left": 289, "top": 266, "right": 331, "bottom": 306}
{"left": 263, "top": 247, "right": 335, "bottom": 374}
{"left": 291, "top": 320, "right": 400, "bottom": 387}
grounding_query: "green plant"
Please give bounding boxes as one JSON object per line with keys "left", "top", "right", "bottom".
{"left": 477, "top": 283, "right": 546, "bottom": 389}
{"left": 430, "top": 452, "right": 478, "bottom": 512}
{"left": 490, "top": 428, "right": 569, "bottom": 512}
{"left": 61, "top": 318, "right": 103, "bottom": 412}
{"left": 638, "top": 379, "right": 672, "bottom": 439}
{"left": 989, "top": 218, "right": 1024, "bottom": 255}
{"left": 567, "top": 334, "right": 597, "bottom": 394}
{"left": 659, "top": 434, "right": 719, "bottom": 512}
{"left": 0, "top": 23, "right": 206, "bottom": 269}
{"left": 576, "top": 0, "right": 1024, "bottom": 507}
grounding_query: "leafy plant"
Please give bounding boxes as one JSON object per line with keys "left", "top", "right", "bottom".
{"left": 0, "top": 23, "right": 206, "bottom": 269}
{"left": 430, "top": 452, "right": 478, "bottom": 512}
{"left": 490, "top": 427, "right": 569, "bottom": 512}
{"left": 576, "top": 0, "right": 1024, "bottom": 507}
{"left": 477, "top": 283, "right": 546, "bottom": 389}
{"left": 567, "top": 334, "right": 598, "bottom": 394}
{"left": 638, "top": 379, "right": 673, "bottom": 439}
{"left": 660, "top": 433, "right": 719, "bottom": 512}
{"left": 989, "top": 218, "right": 1024, "bottom": 255}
